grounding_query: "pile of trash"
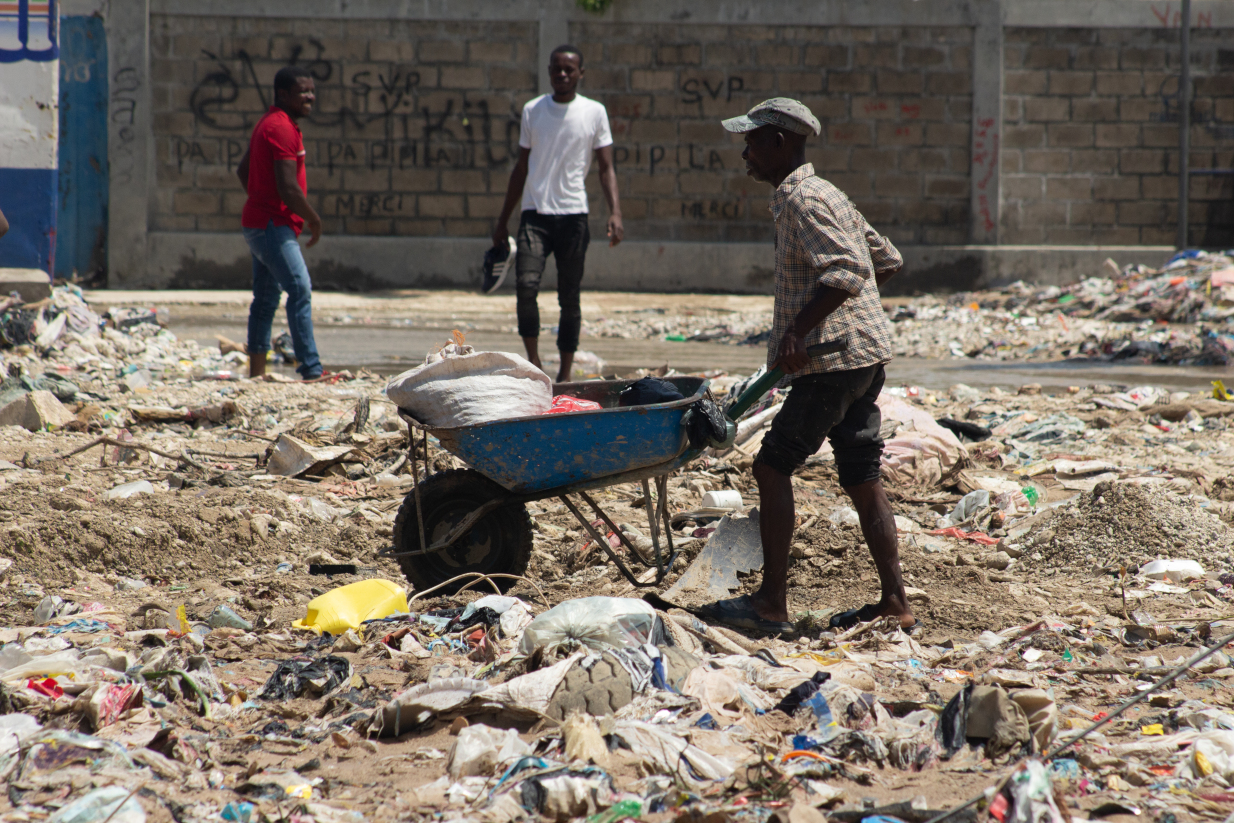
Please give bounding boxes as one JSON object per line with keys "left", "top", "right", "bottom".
{"left": 889, "top": 251, "right": 1234, "bottom": 365}
{"left": 577, "top": 251, "right": 1234, "bottom": 367}
{"left": 2, "top": 285, "right": 1234, "bottom": 823}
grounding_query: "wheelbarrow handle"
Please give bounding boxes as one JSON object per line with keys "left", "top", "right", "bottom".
{"left": 724, "top": 340, "right": 847, "bottom": 422}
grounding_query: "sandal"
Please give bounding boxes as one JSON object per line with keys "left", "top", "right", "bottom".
{"left": 829, "top": 603, "right": 920, "bottom": 634}
{"left": 696, "top": 595, "right": 796, "bottom": 638}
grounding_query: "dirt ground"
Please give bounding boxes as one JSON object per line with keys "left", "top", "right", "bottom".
{"left": 1, "top": 282, "right": 1234, "bottom": 823}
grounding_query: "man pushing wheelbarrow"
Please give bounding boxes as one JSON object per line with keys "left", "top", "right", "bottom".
{"left": 695, "top": 98, "right": 917, "bottom": 637}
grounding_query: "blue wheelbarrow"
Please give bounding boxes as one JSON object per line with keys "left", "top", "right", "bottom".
{"left": 385, "top": 343, "right": 843, "bottom": 594}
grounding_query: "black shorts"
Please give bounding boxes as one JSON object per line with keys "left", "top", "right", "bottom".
{"left": 754, "top": 363, "right": 886, "bottom": 487}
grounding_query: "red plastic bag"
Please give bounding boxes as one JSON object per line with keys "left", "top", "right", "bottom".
{"left": 27, "top": 678, "right": 63, "bottom": 699}
{"left": 929, "top": 527, "right": 1000, "bottom": 546}
{"left": 544, "top": 395, "right": 601, "bottom": 414}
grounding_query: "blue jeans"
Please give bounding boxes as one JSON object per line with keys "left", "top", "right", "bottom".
{"left": 243, "top": 221, "right": 322, "bottom": 379}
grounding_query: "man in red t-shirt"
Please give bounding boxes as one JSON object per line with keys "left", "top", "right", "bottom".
{"left": 236, "top": 66, "right": 324, "bottom": 380}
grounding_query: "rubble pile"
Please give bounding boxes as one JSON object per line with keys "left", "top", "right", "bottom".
{"left": 581, "top": 251, "right": 1234, "bottom": 365}
{"left": 0, "top": 285, "right": 1233, "bottom": 823}
{"left": 1015, "top": 482, "right": 1234, "bottom": 574}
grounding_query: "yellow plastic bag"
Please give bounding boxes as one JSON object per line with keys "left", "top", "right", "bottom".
{"left": 292, "top": 579, "right": 408, "bottom": 636}
{"left": 1215, "top": 380, "right": 1233, "bottom": 402}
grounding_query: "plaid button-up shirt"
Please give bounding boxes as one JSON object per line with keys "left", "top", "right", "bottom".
{"left": 767, "top": 163, "right": 901, "bottom": 377}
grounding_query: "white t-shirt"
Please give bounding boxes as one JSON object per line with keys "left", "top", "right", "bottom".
{"left": 518, "top": 93, "right": 613, "bottom": 215}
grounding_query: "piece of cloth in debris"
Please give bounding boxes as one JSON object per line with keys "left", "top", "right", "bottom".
{"left": 610, "top": 719, "right": 734, "bottom": 790}
{"left": 1010, "top": 689, "right": 1058, "bottom": 754}
{"left": 463, "top": 653, "right": 583, "bottom": 718}
{"left": 818, "top": 682, "right": 887, "bottom": 732}
{"left": 259, "top": 655, "right": 351, "bottom": 700}
{"left": 516, "top": 766, "right": 615, "bottom": 822}
{"left": 966, "top": 685, "right": 1031, "bottom": 759}
{"left": 371, "top": 677, "right": 490, "bottom": 737}
{"left": 583, "top": 644, "right": 661, "bottom": 695}
{"left": 874, "top": 394, "right": 966, "bottom": 487}
{"left": 681, "top": 665, "right": 773, "bottom": 721}
{"left": 881, "top": 709, "right": 942, "bottom": 771}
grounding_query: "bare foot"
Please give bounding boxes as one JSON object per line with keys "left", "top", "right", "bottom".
{"left": 873, "top": 596, "right": 916, "bottom": 629}
{"left": 748, "top": 591, "right": 789, "bottom": 623}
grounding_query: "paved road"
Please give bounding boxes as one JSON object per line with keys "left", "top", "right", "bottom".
{"left": 88, "top": 289, "right": 1221, "bottom": 391}
{"left": 169, "top": 321, "right": 1219, "bottom": 392}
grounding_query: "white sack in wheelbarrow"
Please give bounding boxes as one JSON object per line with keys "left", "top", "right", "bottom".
{"left": 813, "top": 394, "right": 966, "bottom": 487}
{"left": 384, "top": 343, "right": 552, "bottom": 427}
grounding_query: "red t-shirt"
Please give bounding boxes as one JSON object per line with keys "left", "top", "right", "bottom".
{"left": 241, "top": 107, "right": 307, "bottom": 234}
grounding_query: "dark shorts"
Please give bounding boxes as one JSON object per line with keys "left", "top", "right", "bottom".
{"left": 515, "top": 210, "right": 590, "bottom": 353}
{"left": 754, "top": 363, "right": 886, "bottom": 487}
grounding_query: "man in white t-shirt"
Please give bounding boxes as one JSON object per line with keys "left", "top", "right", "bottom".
{"left": 489, "top": 44, "right": 623, "bottom": 382}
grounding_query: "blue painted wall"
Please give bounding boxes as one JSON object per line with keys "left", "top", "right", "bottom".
{"left": 55, "top": 15, "right": 108, "bottom": 279}
{"left": 0, "top": 168, "right": 58, "bottom": 271}
{"left": 0, "top": 0, "right": 60, "bottom": 272}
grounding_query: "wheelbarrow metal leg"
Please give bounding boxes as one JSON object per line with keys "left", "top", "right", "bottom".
{"left": 655, "top": 474, "right": 677, "bottom": 584}
{"left": 559, "top": 494, "right": 653, "bottom": 588}
{"left": 408, "top": 419, "right": 428, "bottom": 558}
{"left": 577, "top": 490, "right": 652, "bottom": 566}
{"left": 640, "top": 479, "right": 661, "bottom": 563}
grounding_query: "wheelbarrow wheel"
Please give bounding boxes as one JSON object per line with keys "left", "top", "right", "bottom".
{"left": 392, "top": 469, "right": 532, "bottom": 595}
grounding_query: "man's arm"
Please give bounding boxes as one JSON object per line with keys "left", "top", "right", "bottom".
{"left": 492, "top": 147, "right": 531, "bottom": 248}
{"left": 774, "top": 206, "right": 868, "bottom": 373}
{"left": 0, "top": 206, "right": 8, "bottom": 240}
{"left": 862, "top": 216, "right": 903, "bottom": 288}
{"left": 594, "top": 145, "right": 623, "bottom": 247}
{"left": 236, "top": 149, "right": 251, "bottom": 194}
{"left": 773, "top": 285, "right": 853, "bottom": 374}
{"left": 274, "top": 158, "right": 322, "bottom": 247}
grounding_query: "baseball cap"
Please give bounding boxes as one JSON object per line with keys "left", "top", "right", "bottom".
{"left": 721, "top": 97, "right": 821, "bottom": 137}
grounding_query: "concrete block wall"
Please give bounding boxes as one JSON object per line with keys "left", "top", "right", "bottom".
{"left": 1001, "top": 27, "right": 1234, "bottom": 247}
{"left": 102, "top": 0, "right": 1234, "bottom": 290}
{"left": 571, "top": 24, "right": 973, "bottom": 246}
{"left": 149, "top": 16, "right": 538, "bottom": 237}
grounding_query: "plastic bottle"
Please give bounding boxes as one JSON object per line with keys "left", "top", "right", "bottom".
{"left": 194, "top": 369, "right": 237, "bottom": 381}
{"left": 586, "top": 799, "right": 642, "bottom": 823}
{"left": 48, "top": 785, "right": 146, "bottom": 823}
{"left": 207, "top": 605, "right": 252, "bottom": 631}
{"left": 221, "top": 802, "right": 254, "bottom": 823}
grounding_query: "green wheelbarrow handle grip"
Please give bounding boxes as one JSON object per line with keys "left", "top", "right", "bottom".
{"left": 724, "top": 339, "right": 847, "bottom": 422}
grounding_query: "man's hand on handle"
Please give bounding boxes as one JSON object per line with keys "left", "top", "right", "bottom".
{"left": 773, "top": 330, "right": 810, "bottom": 374}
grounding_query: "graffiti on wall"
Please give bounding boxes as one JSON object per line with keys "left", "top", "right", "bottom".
{"left": 173, "top": 39, "right": 756, "bottom": 220}
{"left": 186, "top": 40, "right": 523, "bottom": 173}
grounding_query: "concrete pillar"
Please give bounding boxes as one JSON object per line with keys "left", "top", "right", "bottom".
{"left": 969, "top": 0, "right": 1004, "bottom": 244}
{"left": 538, "top": 0, "right": 571, "bottom": 97}
{"left": 0, "top": 3, "right": 60, "bottom": 274}
{"left": 105, "top": 0, "right": 151, "bottom": 285}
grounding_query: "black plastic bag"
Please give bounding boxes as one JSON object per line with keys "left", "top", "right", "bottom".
{"left": 773, "top": 671, "right": 831, "bottom": 716}
{"left": 618, "top": 377, "right": 684, "bottom": 407}
{"left": 936, "top": 681, "right": 973, "bottom": 757}
{"left": 686, "top": 397, "right": 727, "bottom": 449}
{"left": 259, "top": 655, "right": 351, "bottom": 700}
{"left": 936, "top": 418, "right": 992, "bottom": 442}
